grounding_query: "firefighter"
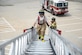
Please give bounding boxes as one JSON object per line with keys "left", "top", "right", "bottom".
{"left": 33, "top": 9, "right": 49, "bottom": 42}
{"left": 50, "top": 17, "right": 62, "bottom": 35}
{"left": 50, "top": 17, "right": 57, "bottom": 30}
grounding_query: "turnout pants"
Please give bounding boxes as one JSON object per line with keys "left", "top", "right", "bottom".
{"left": 37, "top": 23, "right": 46, "bottom": 36}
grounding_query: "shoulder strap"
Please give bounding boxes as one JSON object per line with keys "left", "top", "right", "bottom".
{"left": 38, "top": 16, "right": 40, "bottom": 20}
{"left": 38, "top": 16, "right": 40, "bottom": 24}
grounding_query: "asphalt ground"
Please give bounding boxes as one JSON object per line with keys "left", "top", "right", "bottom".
{"left": 0, "top": 0, "right": 82, "bottom": 51}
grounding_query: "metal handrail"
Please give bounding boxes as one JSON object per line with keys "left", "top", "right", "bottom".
{"left": 0, "top": 28, "right": 37, "bottom": 55}
{"left": 48, "top": 28, "right": 82, "bottom": 55}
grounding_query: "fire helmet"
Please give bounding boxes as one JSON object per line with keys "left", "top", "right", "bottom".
{"left": 52, "top": 17, "right": 56, "bottom": 21}
{"left": 39, "top": 9, "right": 44, "bottom": 15}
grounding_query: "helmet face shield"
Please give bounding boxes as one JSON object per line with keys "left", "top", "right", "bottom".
{"left": 39, "top": 12, "right": 44, "bottom": 15}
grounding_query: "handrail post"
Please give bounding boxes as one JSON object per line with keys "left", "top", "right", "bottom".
{"left": 25, "top": 35, "right": 27, "bottom": 49}
{"left": 23, "top": 36, "right": 26, "bottom": 52}
{"left": 12, "top": 41, "right": 16, "bottom": 55}
{"left": 18, "top": 38, "right": 21, "bottom": 55}
{"left": 0, "top": 48, "right": 5, "bottom": 55}
{"left": 20, "top": 37, "right": 23, "bottom": 54}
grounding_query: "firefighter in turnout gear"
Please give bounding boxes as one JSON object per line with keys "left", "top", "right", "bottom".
{"left": 50, "top": 17, "right": 57, "bottom": 30}
{"left": 50, "top": 17, "right": 62, "bottom": 35}
{"left": 33, "top": 9, "right": 49, "bottom": 42}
